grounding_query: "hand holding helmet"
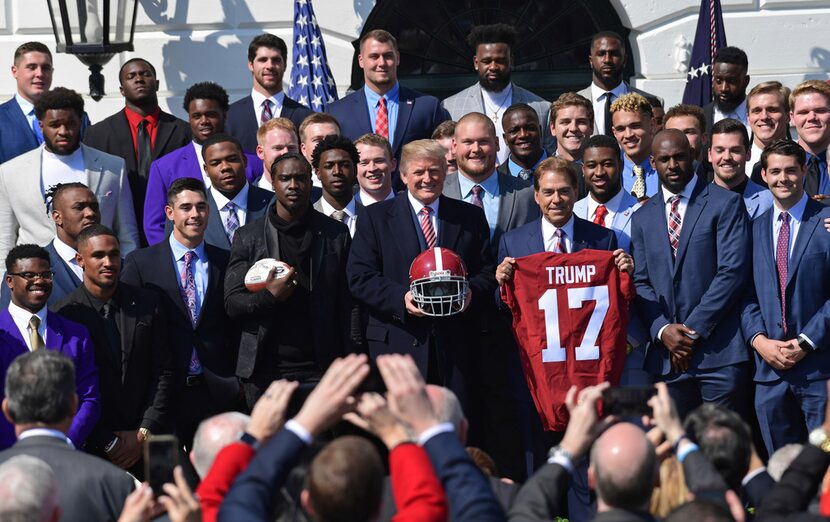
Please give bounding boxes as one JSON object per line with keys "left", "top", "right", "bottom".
{"left": 407, "top": 247, "right": 469, "bottom": 317}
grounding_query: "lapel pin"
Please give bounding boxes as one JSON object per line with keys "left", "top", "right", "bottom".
{"left": 105, "top": 191, "right": 113, "bottom": 197}
{"left": 406, "top": 100, "right": 413, "bottom": 105}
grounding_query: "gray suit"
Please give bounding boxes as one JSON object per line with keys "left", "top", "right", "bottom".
{"left": 442, "top": 171, "right": 538, "bottom": 254}
{"left": 442, "top": 82, "right": 552, "bottom": 139}
{"left": 577, "top": 83, "right": 663, "bottom": 136}
{"left": 0, "top": 143, "right": 139, "bottom": 261}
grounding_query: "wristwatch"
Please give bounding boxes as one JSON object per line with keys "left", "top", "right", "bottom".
{"left": 547, "top": 445, "right": 574, "bottom": 465}
{"left": 137, "top": 427, "right": 152, "bottom": 442}
{"left": 809, "top": 427, "right": 830, "bottom": 453}
{"left": 798, "top": 334, "right": 814, "bottom": 353}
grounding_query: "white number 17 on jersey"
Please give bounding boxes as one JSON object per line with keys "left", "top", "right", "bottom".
{"left": 537, "top": 285, "right": 609, "bottom": 362}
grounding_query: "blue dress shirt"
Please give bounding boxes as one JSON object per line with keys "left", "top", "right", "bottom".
{"left": 364, "top": 83, "right": 400, "bottom": 147}
{"left": 506, "top": 150, "right": 547, "bottom": 178}
{"left": 621, "top": 154, "right": 659, "bottom": 198}
{"left": 457, "top": 170, "right": 500, "bottom": 238}
{"left": 168, "top": 234, "right": 208, "bottom": 319}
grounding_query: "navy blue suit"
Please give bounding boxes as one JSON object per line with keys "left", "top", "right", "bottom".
{"left": 742, "top": 198, "right": 830, "bottom": 453}
{"left": 327, "top": 85, "right": 450, "bottom": 191}
{"left": 630, "top": 178, "right": 751, "bottom": 416}
{"left": 225, "top": 95, "right": 313, "bottom": 154}
{"left": 0, "top": 241, "right": 80, "bottom": 310}
{"left": 0, "top": 98, "right": 90, "bottom": 165}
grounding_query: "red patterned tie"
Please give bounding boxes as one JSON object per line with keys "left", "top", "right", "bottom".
{"left": 375, "top": 97, "right": 389, "bottom": 139}
{"left": 261, "top": 99, "right": 273, "bottom": 125}
{"left": 552, "top": 229, "right": 568, "bottom": 253}
{"left": 667, "top": 195, "right": 681, "bottom": 260}
{"left": 594, "top": 204, "right": 608, "bottom": 227}
{"left": 419, "top": 206, "right": 436, "bottom": 249}
{"left": 776, "top": 212, "right": 790, "bottom": 336}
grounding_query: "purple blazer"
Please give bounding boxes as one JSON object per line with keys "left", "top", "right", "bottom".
{"left": 0, "top": 309, "right": 101, "bottom": 449}
{"left": 142, "top": 142, "right": 264, "bottom": 245}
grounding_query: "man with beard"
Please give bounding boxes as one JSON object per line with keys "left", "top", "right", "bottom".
{"left": 709, "top": 118, "right": 772, "bottom": 220}
{"left": 83, "top": 58, "right": 190, "bottom": 243}
{"left": 577, "top": 31, "right": 661, "bottom": 137}
{"left": 702, "top": 47, "right": 751, "bottom": 134}
{"left": 143, "top": 82, "right": 265, "bottom": 245}
{"left": 746, "top": 81, "right": 792, "bottom": 179}
{"left": 497, "top": 104, "right": 548, "bottom": 181}
{"left": 312, "top": 135, "right": 362, "bottom": 237}
{"left": 442, "top": 24, "right": 551, "bottom": 163}
{"left": 0, "top": 87, "right": 139, "bottom": 262}
{"left": 355, "top": 133, "right": 396, "bottom": 205}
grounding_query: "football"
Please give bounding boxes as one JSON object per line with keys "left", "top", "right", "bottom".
{"left": 244, "top": 258, "right": 291, "bottom": 292}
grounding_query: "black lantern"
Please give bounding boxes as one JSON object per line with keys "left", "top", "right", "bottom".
{"left": 46, "top": 0, "right": 139, "bottom": 101}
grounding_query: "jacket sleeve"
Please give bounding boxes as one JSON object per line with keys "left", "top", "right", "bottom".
{"left": 390, "top": 443, "right": 449, "bottom": 522}
{"left": 142, "top": 161, "right": 169, "bottom": 246}
{"left": 630, "top": 213, "right": 671, "bottom": 340}
{"left": 111, "top": 156, "right": 140, "bottom": 256}
{"left": 140, "top": 297, "right": 176, "bottom": 434}
{"left": 756, "top": 445, "right": 830, "bottom": 521}
{"left": 508, "top": 462, "right": 571, "bottom": 521}
{"left": 196, "top": 442, "right": 256, "bottom": 522}
{"left": 67, "top": 327, "right": 102, "bottom": 447}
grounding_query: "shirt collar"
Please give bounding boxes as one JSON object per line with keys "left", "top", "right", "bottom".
{"left": 18, "top": 428, "right": 73, "bottom": 447}
{"left": 714, "top": 102, "right": 748, "bottom": 122}
{"left": 357, "top": 189, "right": 394, "bottom": 205}
{"left": 8, "top": 301, "right": 47, "bottom": 331}
{"left": 251, "top": 89, "right": 285, "bottom": 111}
{"left": 623, "top": 153, "right": 653, "bottom": 172}
{"left": 52, "top": 237, "right": 78, "bottom": 266}
{"left": 588, "top": 186, "right": 625, "bottom": 215}
{"left": 365, "top": 82, "right": 400, "bottom": 108}
{"left": 168, "top": 233, "right": 206, "bottom": 261}
{"left": 457, "top": 169, "right": 499, "bottom": 199}
{"left": 15, "top": 93, "right": 34, "bottom": 115}
{"left": 773, "top": 192, "right": 808, "bottom": 223}
{"left": 407, "top": 191, "right": 439, "bottom": 217}
{"left": 590, "top": 81, "right": 627, "bottom": 102}
{"left": 320, "top": 196, "right": 357, "bottom": 217}
{"left": 124, "top": 106, "right": 161, "bottom": 129}
{"left": 507, "top": 150, "right": 547, "bottom": 175}
{"left": 662, "top": 175, "right": 698, "bottom": 203}
{"left": 541, "top": 214, "right": 575, "bottom": 242}
{"left": 211, "top": 183, "right": 250, "bottom": 211}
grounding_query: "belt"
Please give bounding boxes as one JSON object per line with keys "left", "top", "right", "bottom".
{"left": 185, "top": 374, "right": 206, "bottom": 387}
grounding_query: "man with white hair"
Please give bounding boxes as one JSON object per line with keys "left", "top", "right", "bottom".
{"left": 0, "top": 454, "right": 60, "bottom": 522}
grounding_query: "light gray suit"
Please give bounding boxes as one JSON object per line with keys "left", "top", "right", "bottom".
{"left": 0, "top": 143, "right": 139, "bottom": 261}
{"left": 442, "top": 82, "right": 552, "bottom": 140}
{"left": 442, "top": 171, "right": 538, "bottom": 254}
{"left": 577, "top": 82, "right": 663, "bottom": 136}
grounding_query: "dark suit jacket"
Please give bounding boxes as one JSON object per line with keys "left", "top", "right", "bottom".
{"left": 346, "top": 194, "right": 496, "bottom": 378}
{"left": 508, "top": 461, "right": 571, "bottom": 521}
{"left": 53, "top": 283, "right": 175, "bottom": 453}
{"left": 225, "top": 95, "right": 313, "bottom": 154}
{"left": 630, "top": 179, "right": 750, "bottom": 375}
{"left": 0, "top": 241, "right": 80, "bottom": 309}
{"left": 0, "top": 98, "right": 91, "bottom": 165}
{"left": 224, "top": 207, "right": 353, "bottom": 378}
{"left": 83, "top": 109, "right": 191, "bottom": 242}
{"left": 327, "top": 85, "right": 451, "bottom": 191}
{"left": 162, "top": 184, "right": 274, "bottom": 252}
{"left": 741, "top": 199, "right": 830, "bottom": 383}
{"left": 120, "top": 240, "right": 239, "bottom": 409}
{"left": 756, "top": 445, "right": 829, "bottom": 522}
{"left": 0, "top": 435, "right": 135, "bottom": 522}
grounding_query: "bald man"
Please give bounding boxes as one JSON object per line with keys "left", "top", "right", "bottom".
{"left": 589, "top": 423, "right": 657, "bottom": 516}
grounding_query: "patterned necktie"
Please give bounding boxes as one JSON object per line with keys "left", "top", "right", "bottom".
{"left": 29, "top": 109, "right": 43, "bottom": 144}
{"left": 632, "top": 165, "right": 646, "bottom": 199}
{"left": 776, "top": 212, "right": 790, "bottom": 336}
{"left": 375, "top": 97, "right": 389, "bottom": 139}
{"left": 604, "top": 92, "right": 614, "bottom": 136}
{"left": 28, "top": 315, "right": 44, "bottom": 351}
{"left": 261, "top": 99, "right": 273, "bottom": 125}
{"left": 137, "top": 119, "right": 153, "bottom": 181}
{"left": 330, "top": 209, "right": 346, "bottom": 222}
{"left": 518, "top": 169, "right": 531, "bottom": 181}
{"left": 594, "top": 204, "right": 608, "bottom": 227}
{"left": 552, "top": 229, "right": 568, "bottom": 254}
{"left": 470, "top": 184, "right": 484, "bottom": 208}
{"left": 667, "top": 195, "right": 682, "bottom": 260}
{"left": 179, "top": 251, "right": 203, "bottom": 375}
{"left": 419, "top": 206, "right": 436, "bottom": 249}
{"left": 225, "top": 202, "right": 239, "bottom": 243}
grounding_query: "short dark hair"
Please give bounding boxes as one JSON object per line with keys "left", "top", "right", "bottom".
{"left": 684, "top": 404, "right": 751, "bottom": 492}
{"left": 664, "top": 499, "right": 733, "bottom": 522}
{"left": 431, "top": 120, "right": 456, "bottom": 140}
{"left": 271, "top": 152, "right": 312, "bottom": 178}
{"left": 307, "top": 436, "right": 383, "bottom": 522}
{"left": 248, "top": 33, "right": 287, "bottom": 63}
{"left": 13, "top": 42, "right": 52, "bottom": 64}
{"left": 467, "top": 23, "right": 517, "bottom": 50}
{"left": 760, "top": 139, "right": 806, "bottom": 170}
{"left": 183, "top": 81, "right": 229, "bottom": 113}
{"left": 311, "top": 134, "right": 360, "bottom": 170}
{"left": 46, "top": 182, "right": 92, "bottom": 213}
{"left": 34, "top": 87, "right": 84, "bottom": 120}
{"left": 503, "top": 103, "right": 539, "bottom": 125}
{"left": 664, "top": 104, "right": 706, "bottom": 134}
{"left": 167, "top": 177, "right": 206, "bottom": 206}
{"left": 76, "top": 224, "right": 118, "bottom": 249}
{"left": 359, "top": 29, "right": 398, "bottom": 52}
{"left": 118, "top": 58, "right": 156, "bottom": 81}
{"left": 713, "top": 46, "right": 748, "bottom": 69}
{"left": 4, "top": 351, "right": 75, "bottom": 426}
{"left": 710, "top": 118, "right": 750, "bottom": 150}
{"left": 200, "top": 133, "right": 244, "bottom": 161}
{"left": 581, "top": 134, "right": 621, "bottom": 158}
{"left": 5, "top": 245, "right": 50, "bottom": 273}
{"left": 534, "top": 157, "right": 578, "bottom": 191}
{"left": 590, "top": 31, "right": 625, "bottom": 50}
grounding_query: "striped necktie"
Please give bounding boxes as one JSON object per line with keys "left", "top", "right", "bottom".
{"left": 419, "top": 206, "right": 436, "bottom": 249}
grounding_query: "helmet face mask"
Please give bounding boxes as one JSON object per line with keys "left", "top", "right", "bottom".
{"left": 408, "top": 247, "right": 469, "bottom": 317}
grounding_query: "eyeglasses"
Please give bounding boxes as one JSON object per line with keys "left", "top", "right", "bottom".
{"left": 8, "top": 271, "right": 54, "bottom": 282}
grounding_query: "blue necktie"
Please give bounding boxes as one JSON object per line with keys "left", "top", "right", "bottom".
{"left": 29, "top": 109, "right": 43, "bottom": 144}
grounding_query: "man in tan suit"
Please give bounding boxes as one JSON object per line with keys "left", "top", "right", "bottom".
{"left": 0, "top": 87, "right": 138, "bottom": 261}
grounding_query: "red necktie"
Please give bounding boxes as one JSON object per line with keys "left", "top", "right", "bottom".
{"left": 261, "top": 99, "right": 273, "bottom": 125}
{"left": 419, "top": 207, "right": 436, "bottom": 249}
{"left": 776, "top": 212, "right": 790, "bottom": 336}
{"left": 594, "top": 204, "right": 608, "bottom": 227}
{"left": 667, "top": 195, "right": 681, "bottom": 260}
{"left": 375, "top": 97, "right": 389, "bottom": 139}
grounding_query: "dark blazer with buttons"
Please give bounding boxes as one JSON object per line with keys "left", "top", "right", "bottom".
{"left": 224, "top": 207, "right": 353, "bottom": 378}
{"left": 225, "top": 95, "right": 313, "bottom": 154}
{"left": 53, "top": 282, "right": 175, "bottom": 453}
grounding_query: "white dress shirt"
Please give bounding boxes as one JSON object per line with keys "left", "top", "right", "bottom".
{"left": 319, "top": 196, "right": 358, "bottom": 237}
{"left": 586, "top": 188, "right": 625, "bottom": 227}
{"left": 211, "top": 184, "right": 250, "bottom": 232}
{"left": 407, "top": 192, "right": 440, "bottom": 240}
{"left": 713, "top": 102, "right": 749, "bottom": 133}
{"left": 52, "top": 237, "right": 83, "bottom": 281}
{"left": 541, "top": 214, "right": 575, "bottom": 253}
{"left": 41, "top": 146, "right": 86, "bottom": 197}
{"left": 251, "top": 89, "right": 285, "bottom": 125}
{"left": 590, "top": 82, "right": 629, "bottom": 135}
{"left": 356, "top": 189, "right": 394, "bottom": 206}
{"left": 8, "top": 302, "right": 48, "bottom": 350}
{"left": 660, "top": 175, "right": 699, "bottom": 226}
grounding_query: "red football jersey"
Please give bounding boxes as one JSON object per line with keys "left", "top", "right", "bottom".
{"left": 501, "top": 249, "right": 635, "bottom": 431}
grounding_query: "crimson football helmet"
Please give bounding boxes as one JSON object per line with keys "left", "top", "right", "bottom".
{"left": 409, "top": 247, "right": 469, "bottom": 317}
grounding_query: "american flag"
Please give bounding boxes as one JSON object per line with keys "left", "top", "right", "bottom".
{"left": 682, "top": 0, "right": 727, "bottom": 106}
{"left": 288, "top": 0, "right": 338, "bottom": 112}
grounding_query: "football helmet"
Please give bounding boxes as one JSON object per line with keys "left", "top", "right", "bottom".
{"left": 409, "top": 247, "right": 469, "bottom": 317}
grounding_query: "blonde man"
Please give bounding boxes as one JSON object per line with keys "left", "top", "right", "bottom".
{"left": 789, "top": 80, "right": 830, "bottom": 200}
{"left": 611, "top": 92, "right": 656, "bottom": 199}
{"left": 746, "top": 81, "right": 791, "bottom": 177}
{"left": 550, "top": 92, "right": 594, "bottom": 162}
{"left": 355, "top": 133, "right": 396, "bottom": 205}
{"left": 255, "top": 117, "right": 298, "bottom": 190}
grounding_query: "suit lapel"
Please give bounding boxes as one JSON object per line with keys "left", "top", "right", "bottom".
{"left": 119, "top": 291, "right": 138, "bottom": 383}
{"left": 437, "top": 196, "right": 462, "bottom": 251}
{"left": 390, "top": 195, "right": 422, "bottom": 262}
{"left": 672, "top": 181, "right": 707, "bottom": 275}
{"left": 83, "top": 145, "right": 106, "bottom": 194}
{"left": 496, "top": 173, "right": 517, "bottom": 237}
{"left": 612, "top": 192, "right": 638, "bottom": 233}
{"left": 787, "top": 201, "right": 821, "bottom": 286}
{"left": 195, "top": 247, "right": 221, "bottom": 329}
{"left": 45, "top": 314, "right": 63, "bottom": 351}
{"left": 205, "top": 192, "right": 231, "bottom": 249}
{"left": 392, "top": 89, "right": 414, "bottom": 156}
{"left": 153, "top": 115, "right": 177, "bottom": 160}
{"left": 0, "top": 310, "right": 29, "bottom": 351}
{"left": 313, "top": 198, "right": 324, "bottom": 213}
{"left": 23, "top": 150, "right": 47, "bottom": 213}
{"left": 160, "top": 242, "right": 191, "bottom": 321}
{"left": 113, "top": 112, "right": 138, "bottom": 172}
{"left": 354, "top": 91, "right": 373, "bottom": 138}
{"left": 526, "top": 219, "right": 545, "bottom": 254}
{"left": 571, "top": 217, "right": 591, "bottom": 252}
{"left": 756, "top": 209, "right": 776, "bottom": 281}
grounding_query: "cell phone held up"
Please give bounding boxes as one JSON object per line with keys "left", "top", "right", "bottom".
{"left": 144, "top": 434, "right": 179, "bottom": 498}
{"left": 602, "top": 386, "right": 657, "bottom": 417}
